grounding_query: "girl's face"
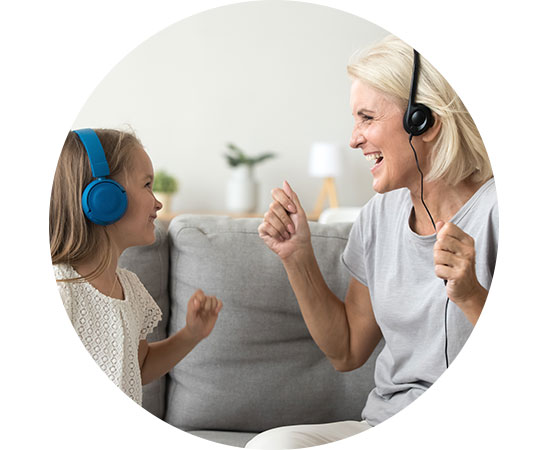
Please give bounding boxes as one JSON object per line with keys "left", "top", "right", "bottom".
{"left": 109, "top": 146, "right": 162, "bottom": 251}
{"left": 349, "top": 79, "right": 428, "bottom": 194}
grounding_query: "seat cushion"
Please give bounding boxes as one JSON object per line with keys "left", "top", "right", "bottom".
{"left": 187, "top": 430, "right": 257, "bottom": 448}
{"left": 164, "top": 215, "right": 380, "bottom": 433}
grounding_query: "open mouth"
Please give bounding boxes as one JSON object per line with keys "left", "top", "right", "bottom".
{"left": 365, "top": 152, "right": 384, "bottom": 166}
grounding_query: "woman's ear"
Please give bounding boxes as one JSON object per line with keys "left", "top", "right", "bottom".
{"left": 421, "top": 113, "right": 441, "bottom": 143}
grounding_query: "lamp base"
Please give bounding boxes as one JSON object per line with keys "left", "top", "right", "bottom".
{"left": 311, "top": 177, "right": 339, "bottom": 219}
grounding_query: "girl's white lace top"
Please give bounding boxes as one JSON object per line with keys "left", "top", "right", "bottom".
{"left": 53, "top": 263, "right": 162, "bottom": 405}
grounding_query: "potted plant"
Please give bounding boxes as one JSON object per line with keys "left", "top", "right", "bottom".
{"left": 224, "top": 143, "right": 276, "bottom": 213}
{"left": 153, "top": 170, "right": 178, "bottom": 218}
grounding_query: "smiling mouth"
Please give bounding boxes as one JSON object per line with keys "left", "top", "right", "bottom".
{"left": 364, "top": 152, "right": 384, "bottom": 166}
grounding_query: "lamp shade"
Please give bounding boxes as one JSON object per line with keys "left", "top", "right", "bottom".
{"left": 308, "top": 142, "right": 342, "bottom": 177}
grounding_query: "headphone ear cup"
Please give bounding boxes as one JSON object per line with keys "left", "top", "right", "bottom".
{"left": 404, "top": 103, "right": 433, "bottom": 136}
{"left": 82, "top": 179, "right": 128, "bottom": 226}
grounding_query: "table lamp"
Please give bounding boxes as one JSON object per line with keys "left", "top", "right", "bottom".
{"left": 308, "top": 142, "right": 342, "bottom": 219}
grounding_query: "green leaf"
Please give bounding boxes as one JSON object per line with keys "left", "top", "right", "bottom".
{"left": 153, "top": 170, "right": 178, "bottom": 193}
{"left": 223, "top": 143, "right": 276, "bottom": 167}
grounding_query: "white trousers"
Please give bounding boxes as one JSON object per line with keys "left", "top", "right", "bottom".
{"left": 244, "top": 420, "right": 372, "bottom": 449}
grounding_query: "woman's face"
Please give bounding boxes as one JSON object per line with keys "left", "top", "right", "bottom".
{"left": 109, "top": 146, "right": 162, "bottom": 251}
{"left": 349, "top": 79, "right": 426, "bottom": 194}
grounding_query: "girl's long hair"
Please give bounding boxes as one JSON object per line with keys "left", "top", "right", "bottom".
{"left": 50, "top": 128, "right": 141, "bottom": 282}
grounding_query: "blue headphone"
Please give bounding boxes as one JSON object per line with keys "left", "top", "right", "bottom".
{"left": 73, "top": 128, "right": 128, "bottom": 226}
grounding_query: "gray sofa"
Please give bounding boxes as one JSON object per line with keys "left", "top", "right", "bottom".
{"left": 119, "top": 214, "right": 382, "bottom": 448}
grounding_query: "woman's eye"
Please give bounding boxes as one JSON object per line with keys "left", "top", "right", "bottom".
{"left": 356, "top": 114, "right": 373, "bottom": 127}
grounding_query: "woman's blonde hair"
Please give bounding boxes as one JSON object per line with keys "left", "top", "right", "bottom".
{"left": 347, "top": 35, "right": 492, "bottom": 185}
{"left": 50, "top": 128, "right": 142, "bottom": 281}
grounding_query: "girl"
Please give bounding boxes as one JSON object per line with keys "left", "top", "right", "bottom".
{"left": 50, "top": 128, "right": 223, "bottom": 405}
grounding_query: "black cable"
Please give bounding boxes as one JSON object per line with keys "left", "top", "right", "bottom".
{"left": 444, "top": 298, "right": 450, "bottom": 368}
{"left": 408, "top": 135, "right": 436, "bottom": 232}
{"left": 408, "top": 134, "right": 450, "bottom": 368}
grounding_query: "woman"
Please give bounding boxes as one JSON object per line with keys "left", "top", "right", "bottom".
{"left": 246, "top": 35, "right": 498, "bottom": 449}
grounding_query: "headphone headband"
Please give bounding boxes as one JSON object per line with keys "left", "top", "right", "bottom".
{"left": 73, "top": 128, "right": 110, "bottom": 178}
{"left": 72, "top": 128, "right": 127, "bottom": 226}
{"left": 403, "top": 49, "right": 433, "bottom": 137}
{"left": 407, "top": 50, "right": 421, "bottom": 115}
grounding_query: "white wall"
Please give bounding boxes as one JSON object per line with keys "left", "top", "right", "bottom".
{"left": 73, "top": 1, "right": 388, "bottom": 214}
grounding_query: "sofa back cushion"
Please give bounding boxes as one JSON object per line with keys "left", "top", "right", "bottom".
{"left": 165, "top": 215, "right": 381, "bottom": 432}
{"left": 119, "top": 222, "right": 170, "bottom": 419}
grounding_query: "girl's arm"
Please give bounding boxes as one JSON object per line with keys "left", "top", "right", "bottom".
{"left": 138, "top": 290, "right": 222, "bottom": 385}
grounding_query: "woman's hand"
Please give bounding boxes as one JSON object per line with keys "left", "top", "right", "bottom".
{"left": 258, "top": 181, "right": 313, "bottom": 261}
{"left": 434, "top": 221, "right": 487, "bottom": 324}
{"left": 185, "top": 289, "right": 223, "bottom": 341}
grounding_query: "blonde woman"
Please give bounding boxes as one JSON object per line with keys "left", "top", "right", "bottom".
{"left": 249, "top": 35, "right": 498, "bottom": 448}
{"left": 51, "top": 128, "right": 222, "bottom": 405}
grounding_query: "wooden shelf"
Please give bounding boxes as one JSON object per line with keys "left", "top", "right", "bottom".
{"left": 157, "top": 210, "right": 319, "bottom": 224}
{"left": 157, "top": 210, "right": 264, "bottom": 222}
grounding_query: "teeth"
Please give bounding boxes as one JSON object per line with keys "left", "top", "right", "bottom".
{"left": 364, "top": 152, "right": 382, "bottom": 161}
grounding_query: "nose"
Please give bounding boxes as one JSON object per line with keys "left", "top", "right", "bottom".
{"left": 154, "top": 195, "right": 163, "bottom": 211}
{"left": 349, "top": 125, "right": 365, "bottom": 149}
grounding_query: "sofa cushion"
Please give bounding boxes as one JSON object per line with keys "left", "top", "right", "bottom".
{"left": 165, "top": 215, "right": 381, "bottom": 433}
{"left": 119, "top": 222, "right": 170, "bottom": 419}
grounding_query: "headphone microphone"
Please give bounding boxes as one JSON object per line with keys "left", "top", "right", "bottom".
{"left": 73, "top": 128, "right": 128, "bottom": 226}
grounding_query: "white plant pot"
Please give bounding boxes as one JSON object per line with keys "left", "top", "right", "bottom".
{"left": 226, "top": 165, "right": 258, "bottom": 213}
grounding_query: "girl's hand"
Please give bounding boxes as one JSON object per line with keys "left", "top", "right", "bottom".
{"left": 186, "top": 289, "right": 223, "bottom": 341}
{"left": 258, "top": 180, "right": 313, "bottom": 261}
{"left": 434, "top": 221, "right": 487, "bottom": 318}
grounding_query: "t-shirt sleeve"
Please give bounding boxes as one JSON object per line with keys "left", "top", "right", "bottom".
{"left": 139, "top": 292, "right": 163, "bottom": 340}
{"left": 125, "top": 271, "right": 163, "bottom": 340}
{"left": 341, "top": 205, "right": 369, "bottom": 287}
{"left": 57, "top": 283, "right": 74, "bottom": 322}
{"left": 53, "top": 265, "right": 75, "bottom": 323}
{"left": 476, "top": 181, "right": 499, "bottom": 289}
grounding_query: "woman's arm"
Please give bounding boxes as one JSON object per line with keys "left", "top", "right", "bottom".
{"left": 259, "top": 181, "right": 382, "bottom": 371}
{"left": 286, "top": 252, "right": 382, "bottom": 371}
{"left": 434, "top": 221, "right": 487, "bottom": 325}
{"left": 138, "top": 290, "right": 222, "bottom": 385}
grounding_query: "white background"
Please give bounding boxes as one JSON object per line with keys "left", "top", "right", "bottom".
{"left": 72, "top": 1, "right": 388, "bottom": 214}
{"left": 1, "top": 1, "right": 547, "bottom": 449}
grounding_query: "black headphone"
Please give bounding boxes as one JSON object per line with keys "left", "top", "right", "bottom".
{"left": 403, "top": 50, "right": 450, "bottom": 369}
{"left": 403, "top": 49, "right": 434, "bottom": 136}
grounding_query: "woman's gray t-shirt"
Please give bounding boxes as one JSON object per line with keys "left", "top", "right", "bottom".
{"left": 341, "top": 178, "right": 498, "bottom": 426}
